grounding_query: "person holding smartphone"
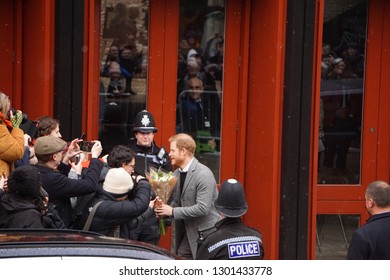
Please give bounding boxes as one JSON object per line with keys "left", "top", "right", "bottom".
{"left": 34, "top": 136, "right": 104, "bottom": 228}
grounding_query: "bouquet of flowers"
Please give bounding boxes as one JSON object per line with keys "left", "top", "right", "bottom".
{"left": 146, "top": 167, "right": 177, "bottom": 235}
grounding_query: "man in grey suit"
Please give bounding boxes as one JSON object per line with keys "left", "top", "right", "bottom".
{"left": 155, "top": 133, "right": 219, "bottom": 259}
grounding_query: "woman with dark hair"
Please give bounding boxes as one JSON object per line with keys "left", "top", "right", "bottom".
{"left": 0, "top": 165, "right": 47, "bottom": 228}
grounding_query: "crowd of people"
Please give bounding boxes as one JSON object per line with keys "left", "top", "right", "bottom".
{"left": 319, "top": 41, "right": 365, "bottom": 183}
{"left": 0, "top": 93, "right": 263, "bottom": 260}
{"left": 176, "top": 30, "right": 223, "bottom": 140}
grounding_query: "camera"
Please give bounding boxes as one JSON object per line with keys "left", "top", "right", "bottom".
{"left": 9, "top": 107, "right": 28, "bottom": 124}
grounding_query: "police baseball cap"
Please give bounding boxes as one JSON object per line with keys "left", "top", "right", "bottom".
{"left": 215, "top": 179, "right": 248, "bottom": 218}
{"left": 133, "top": 110, "right": 158, "bottom": 133}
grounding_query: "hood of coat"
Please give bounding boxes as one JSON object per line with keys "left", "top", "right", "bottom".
{"left": 1, "top": 193, "right": 38, "bottom": 213}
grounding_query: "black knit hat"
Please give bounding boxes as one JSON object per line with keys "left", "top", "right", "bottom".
{"left": 7, "top": 165, "right": 42, "bottom": 198}
{"left": 215, "top": 179, "right": 248, "bottom": 218}
{"left": 133, "top": 110, "right": 158, "bottom": 133}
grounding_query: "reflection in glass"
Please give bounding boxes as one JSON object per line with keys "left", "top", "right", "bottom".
{"left": 98, "top": 0, "right": 149, "bottom": 155}
{"left": 176, "top": 0, "right": 225, "bottom": 182}
{"left": 318, "top": 0, "right": 368, "bottom": 185}
{"left": 316, "top": 214, "right": 359, "bottom": 259}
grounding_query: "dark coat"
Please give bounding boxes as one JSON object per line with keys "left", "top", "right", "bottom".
{"left": 128, "top": 141, "right": 172, "bottom": 245}
{"left": 0, "top": 193, "right": 43, "bottom": 228}
{"left": 37, "top": 158, "right": 104, "bottom": 227}
{"left": 87, "top": 180, "right": 150, "bottom": 239}
{"left": 129, "top": 141, "right": 172, "bottom": 177}
{"left": 347, "top": 212, "right": 390, "bottom": 260}
{"left": 196, "top": 217, "right": 264, "bottom": 260}
{"left": 179, "top": 92, "right": 220, "bottom": 137}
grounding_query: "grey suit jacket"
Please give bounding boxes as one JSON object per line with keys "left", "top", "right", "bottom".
{"left": 172, "top": 157, "right": 219, "bottom": 258}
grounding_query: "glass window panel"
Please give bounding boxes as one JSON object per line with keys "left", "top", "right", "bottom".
{"left": 176, "top": 0, "right": 225, "bottom": 182}
{"left": 316, "top": 214, "right": 360, "bottom": 259}
{"left": 99, "top": 0, "right": 149, "bottom": 155}
{"left": 318, "top": 0, "right": 368, "bottom": 185}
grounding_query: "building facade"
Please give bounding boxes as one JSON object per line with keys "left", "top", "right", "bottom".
{"left": 1, "top": 0, "right": 389, "bottom": 259}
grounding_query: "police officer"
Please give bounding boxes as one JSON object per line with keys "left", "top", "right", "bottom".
{"left": 196, "top": 179, "right": 264, "bottom": 260}
{"left": 129, "top": 110, "right": 172, "bottom": 245}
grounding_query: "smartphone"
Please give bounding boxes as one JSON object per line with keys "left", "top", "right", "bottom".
{"left": 84, "top": 141, "right": 95, "bottom": 152}
{"left": 74, "top": 154, "right": 81, "bottom": 165}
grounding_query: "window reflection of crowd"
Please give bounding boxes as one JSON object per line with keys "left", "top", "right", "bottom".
{"left": 176, "top": 8, "right": 224, "bottom": 153}
{"left": 101, "top": 45, "right": 142, "bottom": 96}
{"left": 321, "top": 43, "right": 364, "bottom": 80}
{"left": 319, "top": 41, "right": 364, "bottom": 183}
{"left": 99, "top": 2, "right": 149, "bottom": 152}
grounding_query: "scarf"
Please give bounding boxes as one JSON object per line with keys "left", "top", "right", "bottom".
{"left": 0, "top": 111, "right": 12, "bottom": 129}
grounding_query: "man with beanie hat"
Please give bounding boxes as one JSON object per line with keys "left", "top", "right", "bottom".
{"left": 34, "top": 135, "right": 104, "bottom": 228}
{"left": 196, "top": 179, "right": 264, "bottom": 260}
{"left": 83, "top": 167, "right": 151, "bottom": 238}
{"left": 129, "top": 110, "right": 172, "bottom": 245}
{"left": 0, "top": 165, "right": 46, "bottom": 228}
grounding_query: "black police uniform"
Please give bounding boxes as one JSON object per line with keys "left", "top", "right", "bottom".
{"left": 196, "top": 217, "right": 264, "bottom": 260}
{"left": 130, "top": 141, "right": 172, "bottom": 177}
{"left": 129, "top": 110, "right": 172, "bottom": 245}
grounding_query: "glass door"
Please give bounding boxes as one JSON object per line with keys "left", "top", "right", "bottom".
{"left": 314, "top": 0, "right": 386, "bottom": 259}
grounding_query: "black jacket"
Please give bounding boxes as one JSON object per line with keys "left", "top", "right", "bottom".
{"left": 37, "top": 158, "right": 104, "bottom": 227}
{"left": 86, "top": 180, "right": 150, "bottom": 239}
{"left": 0, "top": 193, "right": 43, "bottom": 228}
{"left": 196, "top": 217, "right": 264, "bottom": 260}
{"left": 129, "top": 141, "right": 172, "bottom": 177}
{"left": 129, "top": 141, "right": 173, "bottom": 244}
{"left": 347, "top": 212, "right": 390, "bottom": 259}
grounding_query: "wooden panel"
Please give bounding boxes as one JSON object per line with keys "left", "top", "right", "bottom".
{"left": 377, "top": 1, "right": 390, "bottom": 181}
{"left": 245, "top": 0, "right": 287, "bottom": 260}
{"left": 317, "top": 200, "right": 369, "bottom": 224}
{"left": 235, "top": 0, "right": 251, "bottom": 183}
{"left": 148, "top": 0, "right": 175, "bottom": 252}
{"left": 85, "top": 0, "right": 101, "bottom": 140}
{"left": 219, "top": 0, "right": 243, "bottom": 182}
{"left": 0, "top": 0, "right": 14, "bottom": 94}
{"left": 309, "top": 0, "right": 323, "bottom": 259}
{"left": 151, "top": 0, "right": 178, "bottom": 150}
{"left": 22, "top": 0, "right": 54, "bottom": 119}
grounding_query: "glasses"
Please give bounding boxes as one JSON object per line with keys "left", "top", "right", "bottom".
{"left": 189, "top": 86, "right": 201, "bottom": 90}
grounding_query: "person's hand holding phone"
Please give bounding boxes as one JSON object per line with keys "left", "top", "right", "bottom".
{"left": 90, "top": 140, "right": 103, "bottom": 159}
{"left": 62, "top": 138, "right": 82, "bottom": 164}
{"left": 70, "top": 152, "right": 85, "bottom": 175}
